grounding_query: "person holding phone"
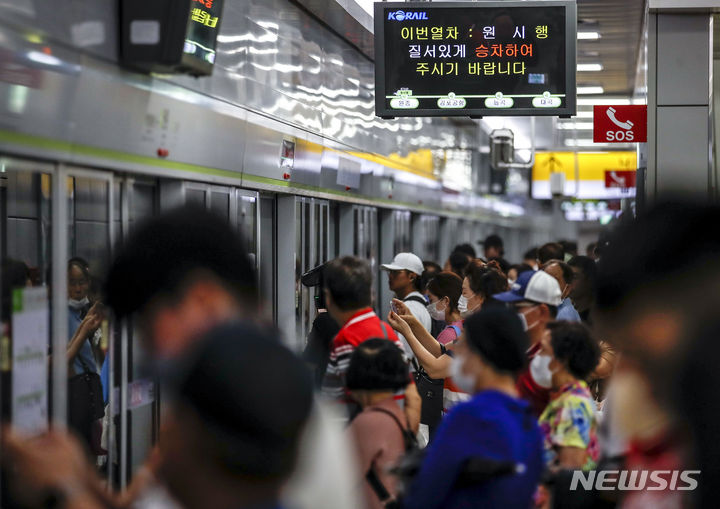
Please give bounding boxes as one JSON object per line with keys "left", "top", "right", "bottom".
{"left": 66, "top": 258, "right": 105, "bottom": 454}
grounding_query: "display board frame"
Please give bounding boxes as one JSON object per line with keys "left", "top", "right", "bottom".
{"left": 374, "top": 1, "right": 577, "bottom": 118}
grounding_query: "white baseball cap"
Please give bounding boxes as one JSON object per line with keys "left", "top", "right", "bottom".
{"left": 381, "top": 253, "right": 424, "bottom": 276}
{"left": 493, "top": 270, "right": 562, "bottom": 307}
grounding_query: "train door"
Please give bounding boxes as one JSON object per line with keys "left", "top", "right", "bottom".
{"left": 293, "top": 197, "right": 330, "bottom": 350}
{"left": 0, "top": 157, "right": 55, "bottom": 445}
{"left": 111, "top": 175, "right": 161, "bottom": 487}
{"left": 411, "top": 214, "right": 440, "bottom": 263}
{"left": 353, "top": 206, "right": 378, "bottom": 311}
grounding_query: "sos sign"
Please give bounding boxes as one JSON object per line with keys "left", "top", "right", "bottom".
{"left": 593, "top": 105, "right": 647, "bottom": 143}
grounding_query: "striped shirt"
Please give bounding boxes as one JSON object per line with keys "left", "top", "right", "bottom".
{"left": 321, "top": 308, "right": 401, "bottom": 401}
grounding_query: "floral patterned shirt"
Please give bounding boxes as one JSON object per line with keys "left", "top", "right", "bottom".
{"left": 538, "top": 380, "right": 599, "bottom": 471}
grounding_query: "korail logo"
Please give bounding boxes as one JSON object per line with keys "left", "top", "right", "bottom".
{"left": 388, "top": 10, "right": 428, "bottom": 21}
{"left": 570, "top": 470, "right": 700, "bottom": 492}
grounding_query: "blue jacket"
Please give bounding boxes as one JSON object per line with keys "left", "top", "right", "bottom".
{"left": 404, "top": 390, "right": 544, "bottom": 509}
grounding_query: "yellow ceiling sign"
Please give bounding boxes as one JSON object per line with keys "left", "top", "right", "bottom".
{"left": 533, "top": 152, "right": 637, "bottom": 181}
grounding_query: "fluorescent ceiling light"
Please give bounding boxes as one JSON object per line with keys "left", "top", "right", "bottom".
{"left": 577, "top": 63, "right": 604, "bottom": 72}
{"left": 573, "top": 111, "right": 595, "bottom": 118}
{"left": 578, "top": 32, "right": 601, "bottom": 40}
{"left": 557, "top": 122, "right": 594, "bottom": 130}
{"left": 577, "top": 86, "right": 605, "bottom": 95}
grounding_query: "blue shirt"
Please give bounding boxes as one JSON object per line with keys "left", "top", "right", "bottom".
{"left": 68, "top": 306, "right": 98, "bottom": 375}
{"left": 557, "top": 298, "right": 581, "bottom": 322}
{"left": 404, "top": 390, "right": 544, "bottom": 509}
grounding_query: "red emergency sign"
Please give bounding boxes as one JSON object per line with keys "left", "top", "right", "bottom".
{"left": 593, "top": 105, "right": 647, "bottom": 143}
{"left": 604, "top": 170, "right": 637, "bottom": 189}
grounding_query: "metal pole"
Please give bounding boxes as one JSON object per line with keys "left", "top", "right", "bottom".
{"left": 51, "top": 164, "right": 68, "bottom": 426}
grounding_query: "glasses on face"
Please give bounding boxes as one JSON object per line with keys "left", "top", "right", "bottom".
{"left": 388, "top": 270, "right": 407, "bottom": 278}
{"left": 69, "top": 278, "right": 89, "bottom": 288}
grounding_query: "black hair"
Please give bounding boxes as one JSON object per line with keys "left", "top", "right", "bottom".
{"left": 410, "top": 269, "right": 423, "bottom": 292}
{"left": 421, "top": 262, "right": 442, "bottom": 291}
{"left": 465, "top": 261, "right": 508, "bottom": 303}
{"left": 68, "top": 257, "right": 90, "bottom": 278}
{"left": 448, "top": 250, "right": 472, "bottom": 279}
{"left": 537, "top": 243, "right": 565, "bottom": 265}
{"left": 453, "top": 243, "right": 477, "bottom": 259}
{"left": 488, "top": 257, "right": 511, "bottom": 275}
{"left": 542, "top": 260, "right": 574, "bottom": 285}
{"left": 523, "top": 247, "right": 538, "bottom": 261}
{"left": 1, "top": 258, "right": 30, "bottom": 321}
{"left": 177, "top": 322, "right": 313, "bottom": 480}
{"left": 324, "top": 256, "right": 372, "bottom": 311}
{"left": 422, "top": 261, "right": 442, "bottom": 274}
{"left": 464, "top": 307, "right": 528, "bottom": 375}
{"left": 483, "top": 234, "right": 504, "bottom": 252}
{"left": 345, "top": 338, "right": 408, "bottom": 392}
{"left": 559, "top": 240, "right": 578, "bottom": 256}
{"left": 548, "top": 321, "right": 600, "bottom": 380}
{"left": 104, "top": 205, "right": 257, "bottom": 319}
{"left": 426, "top": 271, "right": 463, "bottom": 313}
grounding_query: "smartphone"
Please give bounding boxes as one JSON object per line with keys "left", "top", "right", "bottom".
{"left": 391, "top": 302, "right": 398, "bottom": 314}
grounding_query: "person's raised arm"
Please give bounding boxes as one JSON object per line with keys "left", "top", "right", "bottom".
{"left": 391, "top": 299, "right": 443, "bottom": 358}
{"left": 66, "top": 305, "right": 102, "bottom": 363}
{"left": 387, "top": 311, "right": 451, "bottom": 379}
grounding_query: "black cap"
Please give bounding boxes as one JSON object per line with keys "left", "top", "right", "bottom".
{"left": 463, "top": 307, "right": 528, "bottom": 374}
{"left": 175, "top": 321, "right": 314, "bottom": 479}
{"left": 482, "top": 234, "right": 504, "bottom": 249}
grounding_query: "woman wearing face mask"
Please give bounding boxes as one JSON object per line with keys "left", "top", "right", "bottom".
{"left": 388, "top": 266, "right": 509, "bottom": 390}
{"left": 460, "top": 261, "right": 508, "bottom": 318}
{"left": 425, "top": 272, "right": 463, "bottom": 346}
{"left": 66, "top": 258, "right": 104, "bottom": 453}
{"left": 533, "top": 322, "right": 601, "bottom": 471}
{"left": 403, "top": 308, "right": 544, "bottom": 509}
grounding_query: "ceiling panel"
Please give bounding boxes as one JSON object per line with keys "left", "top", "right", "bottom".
{"left": 576, "top": 0, "right": 647, "bottom": 95}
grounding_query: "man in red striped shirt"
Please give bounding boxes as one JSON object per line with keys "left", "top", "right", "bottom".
{"left": 320, "top": 257, "right": 420, "bottom": 428}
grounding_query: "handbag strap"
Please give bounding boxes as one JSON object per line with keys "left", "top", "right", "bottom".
{"left": 368, "top": 406, "right": 416, "bottom": 451}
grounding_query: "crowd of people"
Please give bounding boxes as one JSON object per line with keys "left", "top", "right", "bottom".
{"left": 1, "top": 201, "right": 718, "bottom": 509}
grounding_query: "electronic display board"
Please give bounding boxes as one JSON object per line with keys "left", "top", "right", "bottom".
{"left": 182, "top": 0, "right": 224, "bottom": 74}
{"left": 120, "top": 0, "right": 224, "bottom": 76}
{"left": 375, "top": 1, "right": 577, "bottom": 118}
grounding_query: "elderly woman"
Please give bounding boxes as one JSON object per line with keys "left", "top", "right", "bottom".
{"left": 533, "top": 321, "right": 601, "bottom": 471}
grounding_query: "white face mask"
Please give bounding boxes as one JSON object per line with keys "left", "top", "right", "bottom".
{"left": 457, "top": 295, "right": 469, "bottom": 313}
{"left": 426, "top": 299, "right": 447, "bottom": 321}
{"left": 530, "top": 354, "right": 554, "bottom": 389}
{"left": 450, "top": 355, "right": 476, "bottom": 394}
{"left": 69, "top": 296, "right": 89, "bottom": 310}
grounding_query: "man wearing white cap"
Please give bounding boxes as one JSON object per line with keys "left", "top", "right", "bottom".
{"left": 381, "top": 253, "right": 432, "bottom": 366}
{"left": 493, "top": 270, "right": 562, "bottom": 417}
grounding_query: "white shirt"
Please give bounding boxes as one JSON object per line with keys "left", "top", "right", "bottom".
{"left": 394, "top": 291, "right": 432, "bottom": 367}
